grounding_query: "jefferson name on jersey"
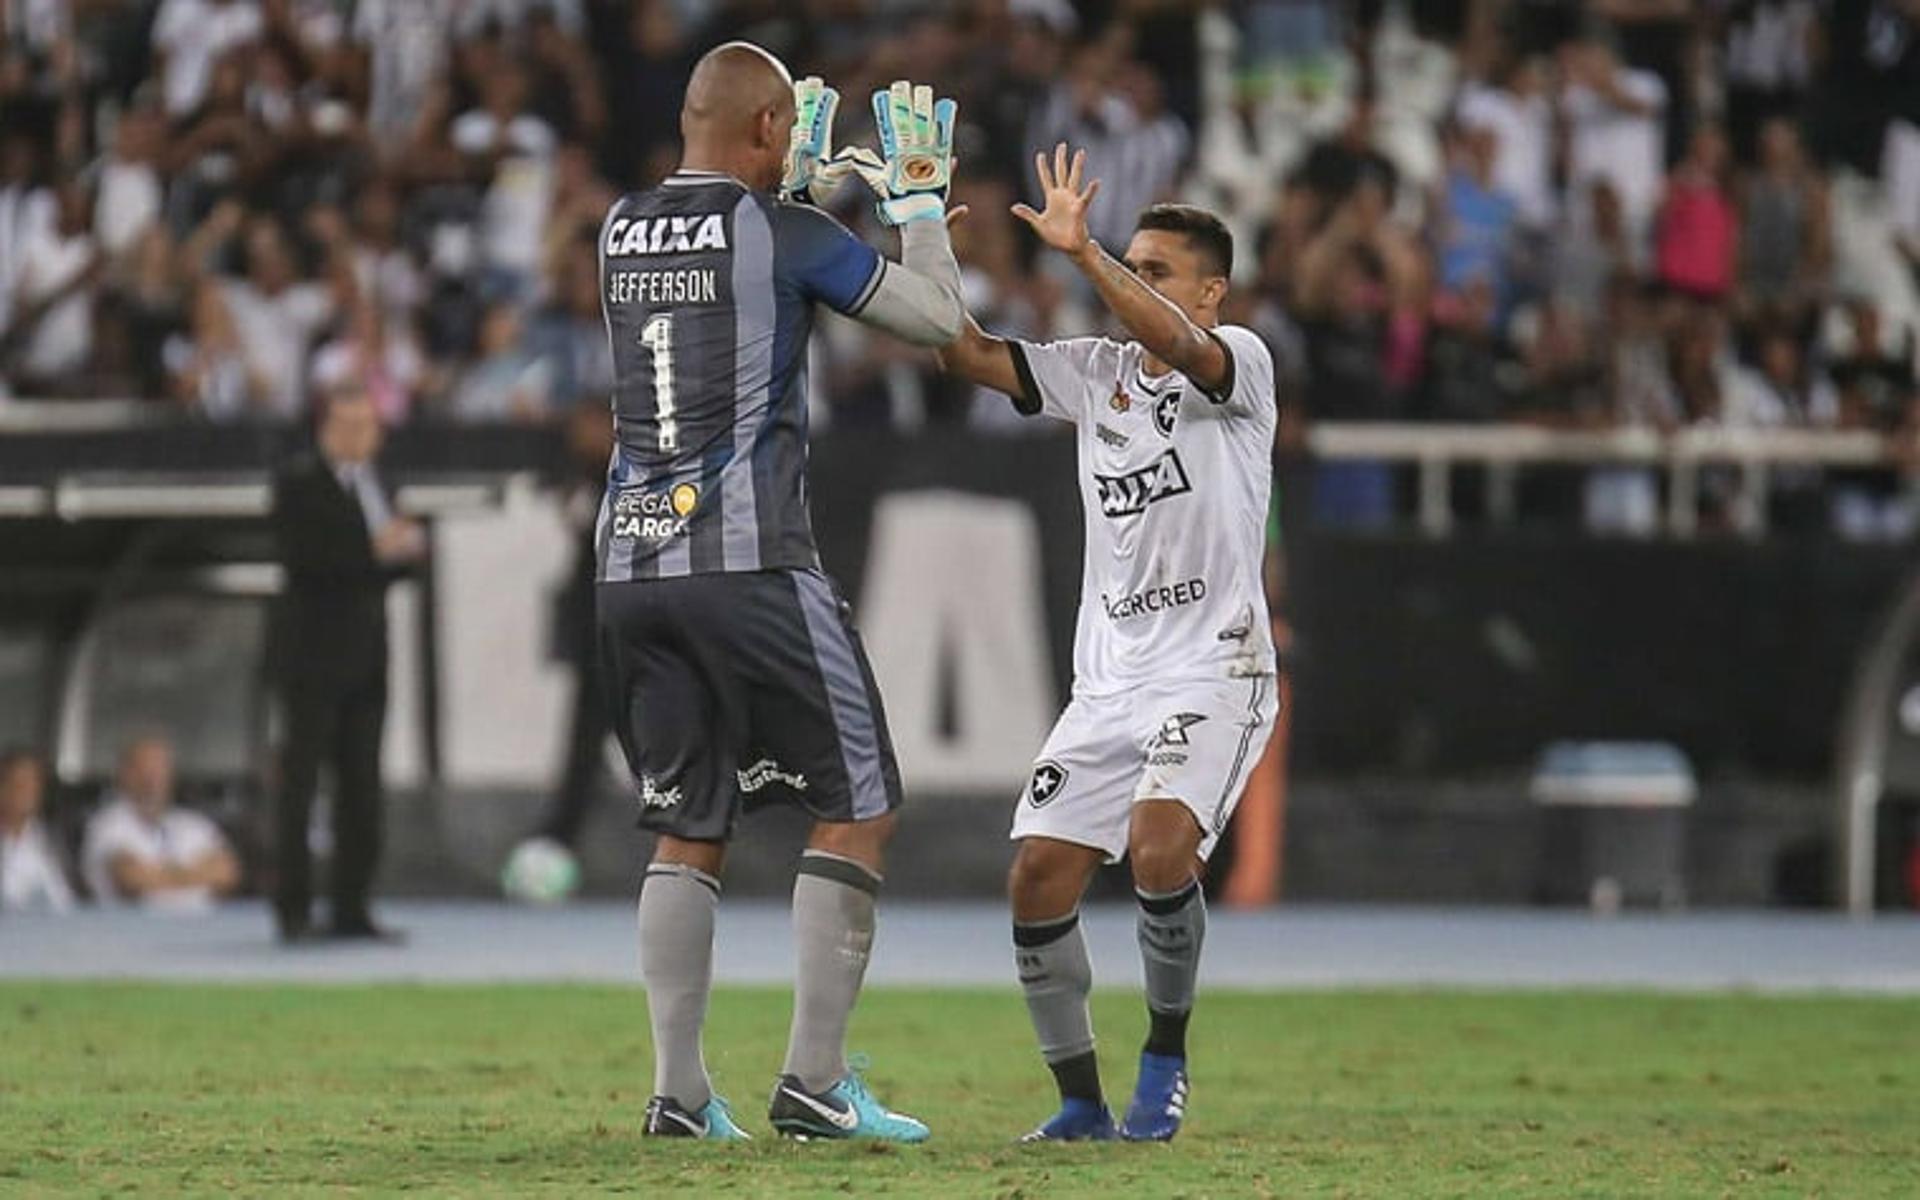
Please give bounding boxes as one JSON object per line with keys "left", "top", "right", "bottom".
{"left": 604, "top": 213, "right": 726, "bottom": 306}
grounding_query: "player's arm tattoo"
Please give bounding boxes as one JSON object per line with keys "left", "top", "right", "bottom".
{"left": 1071, "top": 244, "right": 1231, "bottom": 395}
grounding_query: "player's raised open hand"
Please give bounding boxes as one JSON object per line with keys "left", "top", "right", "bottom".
{"left": 1011, "top": 142, "right": 1101, "bottom": 260}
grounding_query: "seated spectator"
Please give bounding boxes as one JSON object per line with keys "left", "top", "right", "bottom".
{"left": 0, "top": 749, "right": 74, "bottom": 914}
{"left": 1727, "top": 323, "right": 1831, "bottom": 428}
{"left": 1455, "top": 51, "right": 1554, "bottom": 232}
{"left": 1738, "top": 118, "right": 1830, "bottom": 323}
{"left": 1827, "top": 299, "right": 1920, "bottom": 430}
{"left": 167, "top": 279, "right": 263, "bottom": 420}
{"left": 1728, "top": 323, "right": 1834, "bottom": 529}
{"left": 1293, "top": 89, "right": 1401, "bottom": 224}
{"left": 81, "top": 735, "right": 240, "bottom": 911}
{"left": 1432, "top": 122, "right": 1520, "bottom": 316}
{"left": 1721, "top": 0, "right": 1820, "bottom": 166}
{"left": 95, "top": 107, "right": 165, "bottom": 261}
{"left": 445, "top": 302, "right": 550, "bottom": 422}
{"left": 1420, "top": 277, "right": 1515, "bottom": 423}
{"left": 2, "top": 179, "right": 99, "bottom": 396}
{"left": 1293, "top": 182, "right": 1428, "bottom": 526}
{"left": 151, "top": 0, "right": 265, "bottom": 119}
{"left": 1552, "top": 180, "right": 1639, "bottom": 322}
{"left": 217, "top": 213, "right": 346, "bottom": 420}
{"left": 1825, "top": 299, "right": 1920, "bottom": 540}
{"left": 111, "top": 225, "right": 191, "bottom": 401}
{"left": 1507, "top": 298, "right": 1606, "bottom": 425}
{"left": 0, "top": 131, "right": 54, "bottom": 340}
{"left": 310, "top": 297, "right": 430, "bottom": 426}
{"left": 1561, "top": 37, "right": 1667, "bottom": 246}
{"left": 1587, "top": 276, "right": 1681, "bottom": 537}
{"left": 525, "top": 238, "right": 613, "bottom": 412}
{"left": 352, "top": 0, "right": 458, "bottom": 153}
{"left": 346, "top": 184, "right": 427, "bottom": 328}
{"left": 1655, "top": 124, "right": 1738, "bottom": 305}
{"left": 452, "top": 64, "right": 557, "bottom": 299}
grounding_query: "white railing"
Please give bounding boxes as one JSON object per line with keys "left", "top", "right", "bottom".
{"left": 0, "top": 398, "right": 172, "bottom": 433}
{"left": 0, "top": 475, "right": 508, "bottom": 520}
{"left": 1, "top": 410, "right": 1907, "bottom": 535}
{"left": 1307, "top": 424, "right": 1900, "bottom": 538}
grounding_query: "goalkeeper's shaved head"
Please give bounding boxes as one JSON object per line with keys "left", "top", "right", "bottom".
{"left": 679, "top": 41, "right": 795, "bottom": 191}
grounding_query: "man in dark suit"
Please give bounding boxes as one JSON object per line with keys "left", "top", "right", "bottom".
{"left": 271, "top": 383, "right": 423, "bottom": 943}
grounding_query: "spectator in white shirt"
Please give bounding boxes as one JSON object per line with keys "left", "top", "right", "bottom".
{"left": 218, "top": 215, "right": 343, "bottom": 420}
{"left": 94, "top": 107, "right": 165, "bottom": 259}
{"left": 0, "top": 132, "right": 55, "bottom": 337}
{"left": 352, "top": 0, "right": 456, "bottom": 151}
{"left": 0, "top": 749, "right": 75, "bottom": 914}
{"left": 150, "top": 0, "right": 264, "bottom": 118}
{"left": 81, "top": 735, "right": 240, "bottom": 911}
{"left": 1456, "top": 54, "right": 1555, "bottom": 231}
{"left": 4, "top": 179, "right": 99, "bottom": 393}
{"left": 451, "top": 65, "right": 557, "bottom": 297}
{"left": 1560, "top": 38, "right": 1668, "bottom": 246}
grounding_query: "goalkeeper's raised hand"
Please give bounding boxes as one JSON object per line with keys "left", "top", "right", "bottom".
{"left": 851, "top": 80, "right": 957, "bottom": 225}
{"left": 781, "top": 76, "right": 843, "bottom": 205}
{"left": 1011, "top": 142, "right": 1101, "bottom": 262}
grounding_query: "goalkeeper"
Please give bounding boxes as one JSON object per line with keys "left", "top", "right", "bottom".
{"left": 596, "top": 44, "right": 967, "bottom": 1142}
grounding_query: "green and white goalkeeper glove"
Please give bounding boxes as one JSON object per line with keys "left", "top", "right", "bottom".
{"left": 782, "top": 76, "right": 845, "bottom": 205}
{"left": 850, "top": 80, "right": 957, "bottom": 225}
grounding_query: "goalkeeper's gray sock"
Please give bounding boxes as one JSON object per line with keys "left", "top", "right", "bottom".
{"left": 1136, "top": 878, "right": 1205, "bottom": 1058}
{"left": 782, "top": 851, "right": 880, "bottom": 1092}
{"left": 1014, "top": 910, "right": 1102, "bottom": 1104}
{"left": 638, "top": 862, "right": 720, "bottom": 1110}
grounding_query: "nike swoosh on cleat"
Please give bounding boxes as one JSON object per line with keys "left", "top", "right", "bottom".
{"left": 781, "top": 1086, "right": 859, "bottom": 1131}
{"left": 657, "top": 1109, "right": 705, "bottom": 1136}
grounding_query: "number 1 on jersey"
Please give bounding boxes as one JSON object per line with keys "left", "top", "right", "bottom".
{"left": 640, "top": 314, "right": 677, "bottom": 452}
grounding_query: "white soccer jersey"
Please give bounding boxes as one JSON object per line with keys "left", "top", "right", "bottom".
{"left": 1012, "top": 324, "right": 1277, "bottom": 697}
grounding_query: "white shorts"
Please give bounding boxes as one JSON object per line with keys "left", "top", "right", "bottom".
{"left": 1010, "top": 674, "right": 1278, "bottom": 863}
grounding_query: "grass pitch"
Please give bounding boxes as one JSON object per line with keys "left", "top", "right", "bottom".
{"left": 3, "top": 984, "right": 1918, "bottom": 1197}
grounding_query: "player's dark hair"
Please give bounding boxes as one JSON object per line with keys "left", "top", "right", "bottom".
{"left": 1135, "top": 204, "right": 1233, "bottom": 279}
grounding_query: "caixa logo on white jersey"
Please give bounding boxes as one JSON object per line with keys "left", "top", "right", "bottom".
{"left": 1094, "top": 449, "right": 1192, "bottom": 518}
{"left": 605, "top": 213, "right": 727, "bottom": 257}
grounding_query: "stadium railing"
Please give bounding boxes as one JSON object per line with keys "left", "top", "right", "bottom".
{"left": 1307, "top": 424, "right": 1898, "bottom": 538}
{"left": 3, "top": 399, "right": 1903, "bottom": 534}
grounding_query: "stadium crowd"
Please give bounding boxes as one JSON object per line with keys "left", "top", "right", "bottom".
{"left": 0, "top": 0, "right": 1918, "bottom": 534}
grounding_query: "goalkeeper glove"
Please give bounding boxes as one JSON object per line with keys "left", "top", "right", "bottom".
{"left": 781, "top": 76, "right": 847, "bottom": 205}
{"left": 851, "top": 80, "right": 957, "bottom": 225}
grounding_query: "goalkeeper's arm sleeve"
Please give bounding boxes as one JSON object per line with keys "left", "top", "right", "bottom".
{"left": 855, "top": 221, "right": 965, "bottom": 347}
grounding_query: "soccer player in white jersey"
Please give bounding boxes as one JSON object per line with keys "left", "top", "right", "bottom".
{"left": 934, "top": 144, "right": 1278, "bottom": 1142}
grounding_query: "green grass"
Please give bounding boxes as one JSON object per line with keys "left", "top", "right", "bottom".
{"left": 2, "top": 985, "right": 1918, "bottom": 1197}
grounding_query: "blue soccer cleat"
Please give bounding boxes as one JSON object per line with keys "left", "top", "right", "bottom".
{"left": 1018, "top": 1097, "right": 1118, "bottom": 1143}
{"left": 768, "top": 1058, "right": 930, "bottom": 1143}
{"left": 1119, "top": 1052, "right": 1189, "bottom": 1141}
{"left": 644, "top": 1093, "right": 752, "bottom": 1140}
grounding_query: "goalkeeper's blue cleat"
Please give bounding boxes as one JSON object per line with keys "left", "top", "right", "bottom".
{"left": 1018, "top": 1098, "right": 1118, "bottom": 1143}
{"left": 1119, "top": 1053, "right": 1189, "bottom": 1142}
{"left": 643, "top": 1093, "right": 751, "bottom": 1140}
{"left": 768, "top": 1059, "right": 930, "bottom": 1143}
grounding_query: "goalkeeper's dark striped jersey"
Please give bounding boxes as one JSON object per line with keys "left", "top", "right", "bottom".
{"left": 593, "top": 170, "right": 885, "bottom": 582}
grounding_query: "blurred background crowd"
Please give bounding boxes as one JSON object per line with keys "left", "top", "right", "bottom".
{"left": 1, "top": 0, "right": 1918, "bottom": 534}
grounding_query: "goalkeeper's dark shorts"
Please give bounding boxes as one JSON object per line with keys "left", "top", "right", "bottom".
{"left": 595, "top": 567, "right": 904, "bottom": 842}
